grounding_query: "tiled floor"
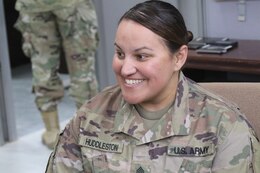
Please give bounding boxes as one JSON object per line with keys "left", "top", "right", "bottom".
{"left": 0, "top": 120, "right": 70, "bottom": 173}
{"left": 0, "top": 129, "right": 52, "bottom": 173}
{"left": 0, "top": 64, "right": 76, "bottom": 173}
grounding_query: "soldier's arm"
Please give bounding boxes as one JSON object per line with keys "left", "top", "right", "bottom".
{"left": 212, "top": 119, "right": 260, "bottom": 173}
{"left": 45, "top": 113, "right": 91, "bottom": 173}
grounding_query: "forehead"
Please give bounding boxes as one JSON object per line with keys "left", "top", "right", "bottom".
{"left": 115, "top": 20, "right": 167, "bottom": 50}
{"left": 116, "top": 20, "right": 156, "bottom": 37}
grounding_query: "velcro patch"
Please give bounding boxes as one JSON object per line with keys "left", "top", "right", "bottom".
{"left": 167, "top": 143, "right": 215, "bottom": 157}
{"left": 79, "top": 136, "right": 123, "bottom": 153}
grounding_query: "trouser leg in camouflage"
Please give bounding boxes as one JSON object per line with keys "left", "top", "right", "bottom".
{"left": 14, "top": 1, "right": 99, "bottom": 111}
{"left": 14, "top": 11, "right": 64, "bottom": 112}
{"left": 54, "top": 1, "right": 99, "bottom": 108}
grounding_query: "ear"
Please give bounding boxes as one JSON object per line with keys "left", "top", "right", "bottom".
{"left": 172, "top": 45, "right": 188, "bottom": 71}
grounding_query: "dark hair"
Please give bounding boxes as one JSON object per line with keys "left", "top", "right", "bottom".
{"left": 119, "top": 0, "right": 193, "bottom": 53}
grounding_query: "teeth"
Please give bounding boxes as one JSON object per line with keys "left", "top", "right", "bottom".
{"left": 125, "top": 79, "right": 144, "bottom": 85}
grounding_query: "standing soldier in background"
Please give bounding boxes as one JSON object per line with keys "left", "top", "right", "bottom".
{"left": 14, "top": 0, "right": 99, "bottom": 149}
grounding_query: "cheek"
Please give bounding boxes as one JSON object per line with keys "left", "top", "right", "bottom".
{"left": 112, "top": 57, "right": 121, "bottom": 74}
{"left": 147, "top": 61, "right": 174, "bottom": 82}
{"left": 149, "top": 61, "right": 171, "bottom": 76}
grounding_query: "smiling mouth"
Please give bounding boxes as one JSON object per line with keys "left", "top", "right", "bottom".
{"left": 125, "top": 79, "right": 144, "bottom": 85}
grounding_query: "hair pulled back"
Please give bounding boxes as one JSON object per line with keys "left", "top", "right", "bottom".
{"left": 119, "top": 0, "right": 193, "bottom": 53}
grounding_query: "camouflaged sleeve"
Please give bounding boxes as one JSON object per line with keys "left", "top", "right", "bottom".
{"left": 45, "top": 111, "right": 89, "bottom": 173}
{"left": 212, "top": 117, "right": 260, "bottom": 173}
{"left": 251, "top": 134, "right": 260, "bottom": 173}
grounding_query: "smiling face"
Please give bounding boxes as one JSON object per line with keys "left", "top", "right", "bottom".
{"left": 113, "top": 20, "right": 187, "bottom": 111}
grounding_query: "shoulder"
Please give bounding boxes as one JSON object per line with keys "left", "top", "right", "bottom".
{"left": 188, "top": 80, "right": 240, "bottom": 116}
{"left": 74, "top": 85, "right": 122, "bottom": 129}
{"left": 187, "top": 80, "right": 253, "bottom": 144}
{"left": 83, "top": 85, "right": 122, "bottom": 112}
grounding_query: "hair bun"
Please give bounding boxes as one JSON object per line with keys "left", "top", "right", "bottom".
{"left": 187, "top": 31, "right": 193, "bottom": 42}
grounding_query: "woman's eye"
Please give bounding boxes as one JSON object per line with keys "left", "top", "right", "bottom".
{"left": 116, "top": 51, "right": 125, "bottom": 59}
{"left": 136, "top": 54, "right": 148, "bottom": 61}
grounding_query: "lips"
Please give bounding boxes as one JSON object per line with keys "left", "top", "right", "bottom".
{"left": 125, "top": 79, "right": 144, "bottom": 85}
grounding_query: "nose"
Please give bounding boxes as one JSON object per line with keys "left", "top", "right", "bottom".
{"left": 121, "top": 58, "right": 137, "bottom": 77}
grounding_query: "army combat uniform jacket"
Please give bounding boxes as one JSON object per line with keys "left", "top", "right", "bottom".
{"left": 46, "top": 73, "right": 260, "bottom": 173}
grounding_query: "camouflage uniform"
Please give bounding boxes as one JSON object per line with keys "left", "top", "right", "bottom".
{"left": 45, "top": 72, "right": 260, "bottom": 173}
{"left": 14, "top": 0, "right": 99, "bottom": 111}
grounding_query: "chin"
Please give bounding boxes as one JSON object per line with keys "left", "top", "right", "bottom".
{"left": 122, "top": 93, "right": 141, "bottom": 104}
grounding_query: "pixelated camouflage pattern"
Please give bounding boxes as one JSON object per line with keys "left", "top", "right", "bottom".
{"left": 15, "top": 0, "right": 85, "bottom": 12}
{"left": 14, "top": 0, "right": 99, "bottom": 111}
{"left": 46, "top": 72, "right": 260, "bottom": 173}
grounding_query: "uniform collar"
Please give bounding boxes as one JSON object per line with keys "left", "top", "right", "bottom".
{"left": 113, "top": 72, "right": 191, "bottom": 145}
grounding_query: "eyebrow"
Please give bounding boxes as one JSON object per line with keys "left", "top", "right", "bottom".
{"left": 114, "top": 43, "right": 153, "bottom": 52}
{"left": 114, "top": 43, "right": 121, "bottom": 50}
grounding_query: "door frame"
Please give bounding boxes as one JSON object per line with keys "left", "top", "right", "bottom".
{"left": 0, "top": 0, "right": 17, "bottom": 145}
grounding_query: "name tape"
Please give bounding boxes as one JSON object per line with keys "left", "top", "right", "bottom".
{"left": 80, "top": 136, "right": 123, "bottom": 153}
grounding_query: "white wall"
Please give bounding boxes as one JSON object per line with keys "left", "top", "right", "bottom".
{"left": 179, "top": 0, "right": 204, "bottom": 38}
{"left": 204, "top": 0, "right": 260, "bottom": 39}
